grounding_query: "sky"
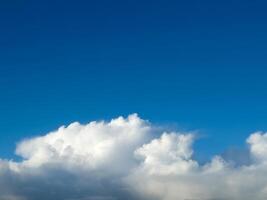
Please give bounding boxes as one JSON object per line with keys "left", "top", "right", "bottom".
{"left": 1, "top": 1, "right": 267, "bottom": 199}
{"left": 1, "top": 0, "right": 267, "bottom": 159}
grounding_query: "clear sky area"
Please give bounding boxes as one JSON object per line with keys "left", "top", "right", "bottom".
{"left": 1, "top": 0, "right": 267, "bottom": 161}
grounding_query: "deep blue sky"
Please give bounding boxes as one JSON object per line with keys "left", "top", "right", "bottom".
{"left": 1, "top": 0, "right": 267, "bottom": 159}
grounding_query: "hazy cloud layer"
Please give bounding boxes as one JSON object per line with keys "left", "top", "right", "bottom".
{"left": 1, "top": 114, "right": 267, "bottom": 200}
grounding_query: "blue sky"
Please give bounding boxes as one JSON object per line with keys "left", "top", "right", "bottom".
{"left": 1, "top": 0, "right": 267, "bottom": 160}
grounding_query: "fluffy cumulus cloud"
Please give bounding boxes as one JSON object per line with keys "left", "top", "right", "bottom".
{"left": 1, "top": 114, "right": 267, "bottom": 200}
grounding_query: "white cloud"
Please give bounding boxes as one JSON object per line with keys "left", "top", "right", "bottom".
{"left": 126, "top": 130, "right": 267, "bottom": 200}
{"left": 134, "top": 133, "right": 198, "bottom": 175}
{"left": 247, "top": 132, "right": 267, "bottom": 163}
{"left": 0, "top": 114, "right": 151, "bottom": 200}
{"left": 15, "top": 114, "right": 151, "bottom": 173}
{"left": 1, "top": 114, "right": 267, "bottom": 200}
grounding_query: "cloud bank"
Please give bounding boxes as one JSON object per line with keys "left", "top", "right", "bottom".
{"left": 1, "top": 114, "right": 267, "bottom": 200}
